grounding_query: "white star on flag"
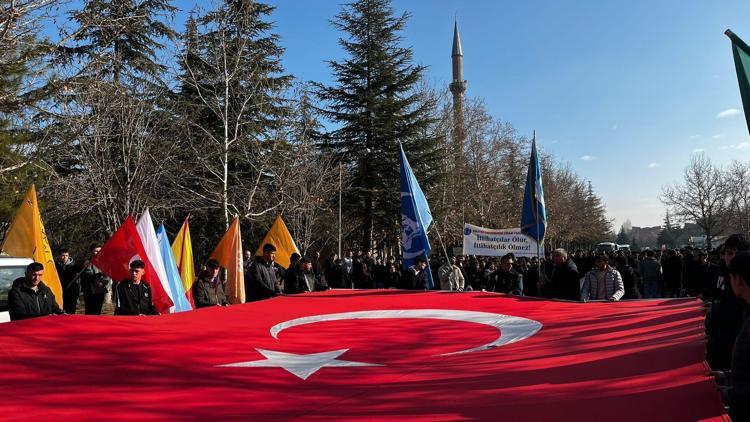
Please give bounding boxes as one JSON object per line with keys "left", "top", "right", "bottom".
{"left": 218, "top": 348, "right": 382, "bottom": 380}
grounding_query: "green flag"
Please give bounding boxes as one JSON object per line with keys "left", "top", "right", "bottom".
{"left": 726, "top": 29, "right": 750, "bottom": 135}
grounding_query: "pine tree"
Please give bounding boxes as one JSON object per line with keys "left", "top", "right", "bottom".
{"left": 61, "top": 0, "right": 176, "bottom": 86}
{"left": 0, "top": 1, "right": 57, "bottom": 226}
{"left": 657, "top": 211, "right": 679, "bottom": 249}
{"left": 581, "top": 181, "right": 612, "bottom": 245}
{"left": 41, "top": 0, "right": 179, "bottom": 235}
{"left": 174, "top": 0, "right": 291, "bottom": 230}
{"left": 314, "top": 0, "right": 442, "bottom": 250}
{"left": 616, "top": 226, "right": 630, "bottom": 245}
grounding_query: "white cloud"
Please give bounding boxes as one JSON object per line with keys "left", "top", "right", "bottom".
{"left": 688, "top": 135, "right": 701, "bottom": 140}
{"left": 693, "top": 148, "right": 704, "bottom": 153}
{"left": 716, "top": 108, "right": 741, "bottom": 119}
{"left": 580, "top": 155, "right": 595, "bottom": 161}
{"left": 647, "top": 162, "right": 658, "bottom": 168}
{"left": 712, "top": 134, "right": 724, "bottom": 139}
{"left": 718, "top": 142, "right": 750, "bottom": 150}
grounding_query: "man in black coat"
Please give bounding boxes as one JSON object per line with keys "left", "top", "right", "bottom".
{"left": 283, "top": 253, "right": 302, "bottom": 294}
{"left": 286, "top": 256, "right": 328, "bottom": 294}
{"left": 400, "top": 256, "right": 429, "bottom": 290}
{"left": 713, "top": 251, "right": 750, "bottom": 421}
{"left": 246, "top": 243, "right": 280, "bottom": 302}
{"left": 542, "top": 249, "right": 580, "bottom": 300}
{"left": 661, "top": 249, "right": 684, "bottom": 297}
{"left": 113, "top": 260, "right": 158, "bottom": 316}
{"left": 80, "top": 243, "right": 112, "bottom": 315}
{"left": 55, "top": 248, "right": 79, "bottom": 314}
{"left": 707, "top": 235, "right": 750, "bottom": 371}
{"left": 493, "top": 254, "right": 523, "bottom": 295}
{"left": 8, "top": 262, "right": 64, "bottom": 321}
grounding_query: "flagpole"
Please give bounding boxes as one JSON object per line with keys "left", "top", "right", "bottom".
{"left": 431, "top": 221, "right": 451, "bottom": 263}
{"left": 338, "top": 162, "right": 342, "bottom": 259}
{"left": 533, "top": 130, "right": 542, "bottom": 291}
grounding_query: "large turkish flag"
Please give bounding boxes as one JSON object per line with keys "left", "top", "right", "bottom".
{"left": 0, "top": 290, "right": 728, "bottom": 421}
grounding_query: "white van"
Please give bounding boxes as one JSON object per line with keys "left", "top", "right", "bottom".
{"left": 0, "top": 257, "right": 33, "bottom": 322}
{"left": 595, "top": 242, "right": 618, "bottom": 253}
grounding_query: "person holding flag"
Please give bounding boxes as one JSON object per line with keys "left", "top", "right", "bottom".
{"left": 400, "top": 256, "right": 430, "bottom": 290}
{"left": 399, "top": 143, "right": 435, "bottom": 289}
{"left": 192, "top": 259, "right": 229, "bottom": 308}
{"left": 8, "top": 262, "right": 64, "bottom": 321}
{"left": 113, "top": 260, "right": 158, "bottom": 316}
{"left": 520, "top": 132, "right": 546, "bottom": 254}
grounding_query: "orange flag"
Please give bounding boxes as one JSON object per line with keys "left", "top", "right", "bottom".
{"left": 1, "top": 185, "right": 63, "bottom": 307}
{"left": 210, "top": 216, "right": 245, "bottom": 304}
{"left": 254, "top": 216, "right": 299, "bottom": 269}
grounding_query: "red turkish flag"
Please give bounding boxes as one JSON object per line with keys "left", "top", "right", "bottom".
{"left": 91, "top": 216, "right": 173, "bottom": 313}
{"left": 0, "top": 291, "right": 728, "bottom": 421}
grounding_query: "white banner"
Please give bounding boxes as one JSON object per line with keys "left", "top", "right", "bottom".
{"left": 462, "top": 224, "right": 544, "bottom": 258}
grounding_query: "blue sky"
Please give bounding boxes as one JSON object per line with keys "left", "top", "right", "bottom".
{"left": 205, "top": 0, "right": 750, "bottom": 229}
{"left": 54, "top": 0, "right": 750, "bottom": 230}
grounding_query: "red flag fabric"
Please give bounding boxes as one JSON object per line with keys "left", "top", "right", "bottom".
{"left": 0, "top": 291, "right": 728, "bottom": 421}
{"left": 91, "top": 216, "right": 173, "bottom": 313}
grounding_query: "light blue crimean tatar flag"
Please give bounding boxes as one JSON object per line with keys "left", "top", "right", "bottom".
{"left": 399, "top": 143, "right": 434, "bottom": 289}
{"left": 156, "top": 224, "right": 193, "bottom": 312}
{"left": 520, "top": 135, "right": 547, "bottom": 242}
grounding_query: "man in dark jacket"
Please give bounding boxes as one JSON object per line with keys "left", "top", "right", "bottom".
{"left": 639, "top": 249, "right": 662, "bottom": 298}
{"left": 286, "top": 256, "right": 329, "bottom": 294}
{"left": 542, "top": 249, "right": 580, "bottom": 300}
{"left": 400, "top": 256, "right": 429, "bottom": 290}
{"left": 283, "top": 253, "right": 302, "bottom": 294}
{"left": 310, "top": 251, "right": 323, "bottom": 283}
{"left": 493, "top": 254, "right": 523, "bottom": 295}
{"left": 615, "top": 256, "right": 640, "bottom": 299}
{"left": 661, "top": 249, "right": 683, "bottom": 297}
{"left": 691, "top": 250, "right": 719, "bottom": 298}
{"left": 55, "top": 248, "right": 79, "bottom": 314}
{"left": 324, "top": 255, "right": 347, "bottom": 289}
{"left": 713, "top": 251, "right": 750, "bottom": 421}
{"left": 113, "top": 260, "right": 158, "bottom": 316}
{"left": 246, "top": 243, "right": 279, "bottom": 302}
{"left": 193, "top": 259, "right": 228, "bottom": 308}
{"left": 8, "top": 262, "right": 64, "bottom": 321}
{"left": 80, "top": 243, "right": 112, "bottom": 315}
{"left": 707, "top": 234, "right": 750, "bottom": 371}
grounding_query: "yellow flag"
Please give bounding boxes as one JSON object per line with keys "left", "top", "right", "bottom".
{"left": 172, "top": 217, "right": 196, "bottom": 307}
{"left": 254, "top": 215, "right": 299, "bottom": 269}
{"left": 1, "top": 185, "right": 63, "bottom": 307}
{"left": 210, "top": 216, "right": 245, "bottom": 304}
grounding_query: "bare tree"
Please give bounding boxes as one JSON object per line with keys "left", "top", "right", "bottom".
{"left": 0, "top": 0, "right": 62, "bottom": 178}
{"left": 276, "top": 87, "right": 341, "bottom": 254}
{"left": 724, "top": 160, "right": 750, "bottom": 236}
{"left": 44, "top": 81, "right": 179, "bottom": 235}
{"left": 661, "top": 153, "right": 728, "bottom": 246}
{"left": 174, "top": 2, "right": 290, "bottom": 230}
{"left": 427, "top": 91, "right": 612, "bottom": 250}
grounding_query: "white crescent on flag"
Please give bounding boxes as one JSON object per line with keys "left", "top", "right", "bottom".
{"left": 269, "top": 309, "right": 543, "bottom": 356}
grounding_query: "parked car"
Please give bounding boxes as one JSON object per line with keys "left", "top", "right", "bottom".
{"left": 0, "top": 256, "right": 33, "bottom": 323}
{"left": 595, "top": 242, "right": 618, "bottom": 253}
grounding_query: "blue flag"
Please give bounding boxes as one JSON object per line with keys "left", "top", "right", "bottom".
{"left": 399, "top": 143, "right": 434, "bottom": 289}
{"left": 156, "top": 224, "right": 193, "bottom": 312}
{"left": 520, "top": 136, "right": 547, "bottom": 242}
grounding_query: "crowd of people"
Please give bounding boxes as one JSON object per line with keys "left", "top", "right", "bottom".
{"left": 5, "top": 237, "right": 749, "bottom": 419}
